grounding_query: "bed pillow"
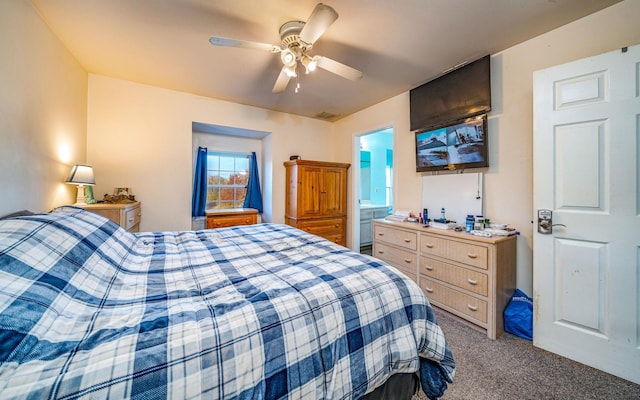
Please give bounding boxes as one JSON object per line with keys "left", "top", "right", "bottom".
{"left": 0, "top": 210, "right": 35, "bottom": 220}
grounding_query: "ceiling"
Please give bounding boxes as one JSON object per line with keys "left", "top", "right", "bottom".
{"left": 31, "top": 0, "right": 621, "bottom": 122}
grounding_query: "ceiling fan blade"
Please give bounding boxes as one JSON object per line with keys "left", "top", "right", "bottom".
{"left": 209, "top": 36, "right": 281, "bottom": 53}
{"left": 272, "top": 66, "right": 292, "bottom": 93}
{"left": 299, "top": 3, "right": 338, "bottom": 44}
{"left": 317, "top": 56, "right": 363, "bottom": 81}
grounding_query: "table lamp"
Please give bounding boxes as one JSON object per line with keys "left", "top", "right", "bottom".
{"left": 65, "top": 165, "right": 96, "bottom": 205}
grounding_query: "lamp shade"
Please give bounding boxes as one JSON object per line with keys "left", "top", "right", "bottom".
{"left": 65, "top": 165, "right": 95, "bottom": 186}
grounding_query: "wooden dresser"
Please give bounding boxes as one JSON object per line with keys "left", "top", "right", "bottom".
{"left": 284, "top": 160, "right": 350, "bottom": 246}
{"left": 373, "top": 219, "right": 516, "bottom": 339}
{"left": 79, "top": 202, "right": 142, "bottom": 232}
{"left": 205, "top": 208, "right": 258, "bottom": 228}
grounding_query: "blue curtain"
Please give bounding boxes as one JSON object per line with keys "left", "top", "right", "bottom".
{"left": 192, "top": 147, "right": 208, "bottom": 217}
{"left": 243, "top": 152, "right": 263, "bottom": 213}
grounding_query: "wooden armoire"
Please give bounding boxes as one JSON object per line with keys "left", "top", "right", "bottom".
{"left": 284, "top": 159, "right": 350, "bottom": 246}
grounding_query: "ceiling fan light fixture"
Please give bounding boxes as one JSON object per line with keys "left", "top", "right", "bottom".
{"left": 301, "top": 55, "right": 319, "bottom": 74}
{"left": 281, "top": 48, "right": 296, "bottom": 66}
{"left": 284, "top": 65, "right": 297, "bottom": 78}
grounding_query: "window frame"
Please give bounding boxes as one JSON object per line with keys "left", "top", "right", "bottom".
{"left": 205, "top": 151, "right": 250, "bottom": 210}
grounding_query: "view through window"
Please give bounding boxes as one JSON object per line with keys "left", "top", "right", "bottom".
{"left": 207, "top": 152, "right": 249, "bottom": 209}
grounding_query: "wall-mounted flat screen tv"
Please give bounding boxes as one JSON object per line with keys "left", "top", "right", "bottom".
{"left": 410, "top": 55, "right": 491, "bottom": 132}
{"left": 415, "top": 114, "right": 488, "bottom": 172}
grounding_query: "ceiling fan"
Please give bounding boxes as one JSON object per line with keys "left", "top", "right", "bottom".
{"left": 209, "top": 3, "right": 363, "bottom": 93}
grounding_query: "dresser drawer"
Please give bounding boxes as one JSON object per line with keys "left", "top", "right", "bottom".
{"left": 394, "top": 267, "right": 417, "bottom": 282}
{"left": 361, "top": 209, "right": 374, "bottom": 220}
{"left": 80, "top": 202, "right": 142, "bottom": 233}
{"left": 420, "top": 257, "right": 488, "bottom": 296}
{"left": 374, "top": 225, "right": 417, "bottom": 251}
{"left": 207, "top": 214, "right": 256, "bottom": 228}
{"left": 420, "top": 234, "right": 488, "bottom": 269}
{"left": 420, "top": 278, "right": 488, "bottom": 323}
{"left": 206, "top": 208, "right": 258, "bottom": 229}
{"left": 374, "top": 208, "right": 390, "bottom": 218}
{"left": 124, "top": 206, "right": 141, "bottom": 231}
{"left": 374, "top": 242, "right": 417, "bottom": 274}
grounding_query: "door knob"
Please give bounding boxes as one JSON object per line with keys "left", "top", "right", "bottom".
{"left": 538, "top": 209, "right": 567, "bottom": 234}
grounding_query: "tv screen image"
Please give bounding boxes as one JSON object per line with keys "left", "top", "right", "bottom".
{"left": 415, "top": 115, "right": 488, "bottom": 172}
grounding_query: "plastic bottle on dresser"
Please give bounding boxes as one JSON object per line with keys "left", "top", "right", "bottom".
{"left": 474, "top": 215, "right": 484, "bottom": 230}
{"left": 440, "top": 208, "right": 446, "bottom": 221}
{"left": 466, "top": 215, "right": 474, "bottom": 232}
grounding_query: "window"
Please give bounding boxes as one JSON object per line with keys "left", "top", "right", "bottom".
{"left": 206, "top": 152, "right": 249, "bottom": 209}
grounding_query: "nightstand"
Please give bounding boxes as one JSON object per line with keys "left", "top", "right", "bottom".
{"left": 79, "top": 202, "right": 142, "bottom": 232}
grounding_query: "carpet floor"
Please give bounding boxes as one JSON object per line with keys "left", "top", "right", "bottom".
{"left": 412, "top": 308, "right": 640, "bottom": 400}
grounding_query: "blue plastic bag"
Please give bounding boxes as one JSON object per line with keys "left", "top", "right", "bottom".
{"left": 503, "top": 289, "right": 533, "bottom": 340}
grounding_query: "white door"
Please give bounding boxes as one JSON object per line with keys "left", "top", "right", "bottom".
{"left": 533, "top": 44, "right": 640, "bottom": 384}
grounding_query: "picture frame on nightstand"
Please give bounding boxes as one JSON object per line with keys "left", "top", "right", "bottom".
{"left": 114, "top": 187, "right": 132, "bottom": 196}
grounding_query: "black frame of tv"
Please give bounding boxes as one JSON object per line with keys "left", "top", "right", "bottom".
{"left": 415, "top": 114, "right": 488, "bottom": 172}
{"left": 410, "top": 55, "right": 491, "bottom": 132}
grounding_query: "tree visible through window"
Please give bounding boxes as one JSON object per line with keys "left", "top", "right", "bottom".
{"left": 206, "top": 152, "right": 249, "bottom": 209}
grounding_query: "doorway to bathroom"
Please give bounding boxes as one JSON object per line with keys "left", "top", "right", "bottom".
{"left": 358, "top": 128, "right": 393, "bottom": 255}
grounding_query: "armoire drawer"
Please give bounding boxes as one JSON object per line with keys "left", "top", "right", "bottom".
{"left": 297, "top": 218, "right": 344, "bottom": 235}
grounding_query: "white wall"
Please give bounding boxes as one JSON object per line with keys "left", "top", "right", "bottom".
{"left": 334, "top": 0, "right": 640, "bottom": 295}
{"left": 0, "top": 0, "right": 87, "bottom": 215}
{"left": 86, "top": 75, "right": 334, "bottom": 231}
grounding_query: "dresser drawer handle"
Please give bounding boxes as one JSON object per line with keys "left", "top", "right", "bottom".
{"left": 378, "top": 232, "right": 384, "bottom": 236}
{"left": 467, "top": 278, "right": 477, "bottom": 285}
{"left": 467, "top": 304, "right": 478, "bottom": 311}
{"left": 377, "top": 250, "right": 384, "bottom": 254}
{"left": 424, "top": 286, "right": 434, "bottom": 293}
{"left": 335, "top": 224, "right": 340, "bottom": 227}
{"left": 425, "top": 243, "right": 434, "bottom": 248}
{"left": 467, "top": 253, "right": 478, "bottom": 259}
{"left": 404, "top": 258, "right": 412, "bottom": 264}
{"left": 425, "top": 265, "right": 433, "bottom": 271}
{"left": 403, "top": 238, "right": 412, "bottom": 243}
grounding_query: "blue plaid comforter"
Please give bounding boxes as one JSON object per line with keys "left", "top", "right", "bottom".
{"left": 0, "top": 207, "right": 454, "bottom": 399}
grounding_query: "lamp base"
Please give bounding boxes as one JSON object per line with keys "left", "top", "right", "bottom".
{"left": 73, "top": 184, "right": 87, "bottom": 206}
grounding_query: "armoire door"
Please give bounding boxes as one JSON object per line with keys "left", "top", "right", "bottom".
{"left": 320, "top": 166, "right": 347, "bottom": 216}
{"left": 297, "top": 166, "right": 322, "bottom": 217}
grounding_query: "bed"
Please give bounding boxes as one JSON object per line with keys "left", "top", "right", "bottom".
{"left": 0, "top": 206, "right": 454, "bottom": 399}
